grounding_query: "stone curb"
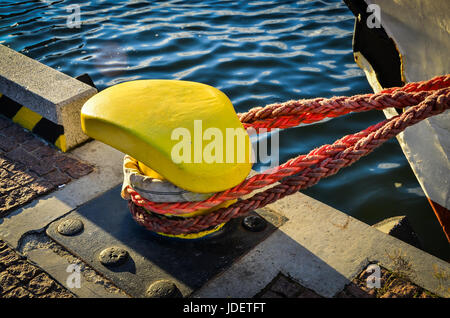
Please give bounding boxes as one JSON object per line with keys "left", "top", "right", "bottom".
{"left": 0, "top": 45, "right": 97, "bottom": 151}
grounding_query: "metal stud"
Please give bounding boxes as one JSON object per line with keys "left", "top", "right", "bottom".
{"left": 242, "top": 214, "right": 267, "bottom": 232}
{"left": 98, "top": 246, "right": 129, "bottom": 266}
{"left": 146, "top": 280, "right": 182, "bottom": 298}
{"left": 57, "top": 218, "right": 84, "bottom": 236}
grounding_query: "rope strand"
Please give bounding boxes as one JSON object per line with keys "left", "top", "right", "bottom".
{"left": 127, "top": 76, "right": 450, "bottom": 235}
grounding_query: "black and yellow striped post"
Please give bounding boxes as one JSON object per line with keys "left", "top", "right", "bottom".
{"left": 0, "top": 92, "right": 67, "bottom": 151}
{"left": 0, "top": 74, "right": 96, "bottom": 152}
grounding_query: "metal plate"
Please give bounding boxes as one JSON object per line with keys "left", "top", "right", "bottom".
{"left": 47, "top": 185, "right": 287, "bottom": 298}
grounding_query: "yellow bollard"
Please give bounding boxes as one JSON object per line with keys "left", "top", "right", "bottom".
{"left": 81, "top": 80, "right": 252, "bottom": 239}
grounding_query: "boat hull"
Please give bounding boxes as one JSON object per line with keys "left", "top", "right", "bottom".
{"left": 345, "top": 0, "right": 450, "bottom": 242}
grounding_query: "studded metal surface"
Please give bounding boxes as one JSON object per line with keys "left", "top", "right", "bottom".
{"left": 46, "top": 185, "right": 287, "bottom": 298}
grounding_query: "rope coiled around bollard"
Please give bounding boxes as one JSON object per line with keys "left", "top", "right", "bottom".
{"left": 128, "top": 75, "right": 450, "bottom": 235}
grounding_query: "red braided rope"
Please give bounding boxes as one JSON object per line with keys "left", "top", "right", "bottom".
{"left": 128, "top": 76, "right": 450, "bottom": 234}
{"left": 127, "top": 90, "right": 435, "bottom": 215}
{"left": 128, "top": 75, "right": 450, "bottom": 215}
{"left": 238, "top": 74, "right": 449, "bottom": 130}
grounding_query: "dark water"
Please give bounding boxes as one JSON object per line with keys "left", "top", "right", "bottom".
{"left": 0, "top": 0, "right": 448, "bottom": 261}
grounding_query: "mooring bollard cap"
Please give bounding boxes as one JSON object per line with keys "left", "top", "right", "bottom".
{"left": 81, "top": 80, "right": 252, "bottom": 194}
